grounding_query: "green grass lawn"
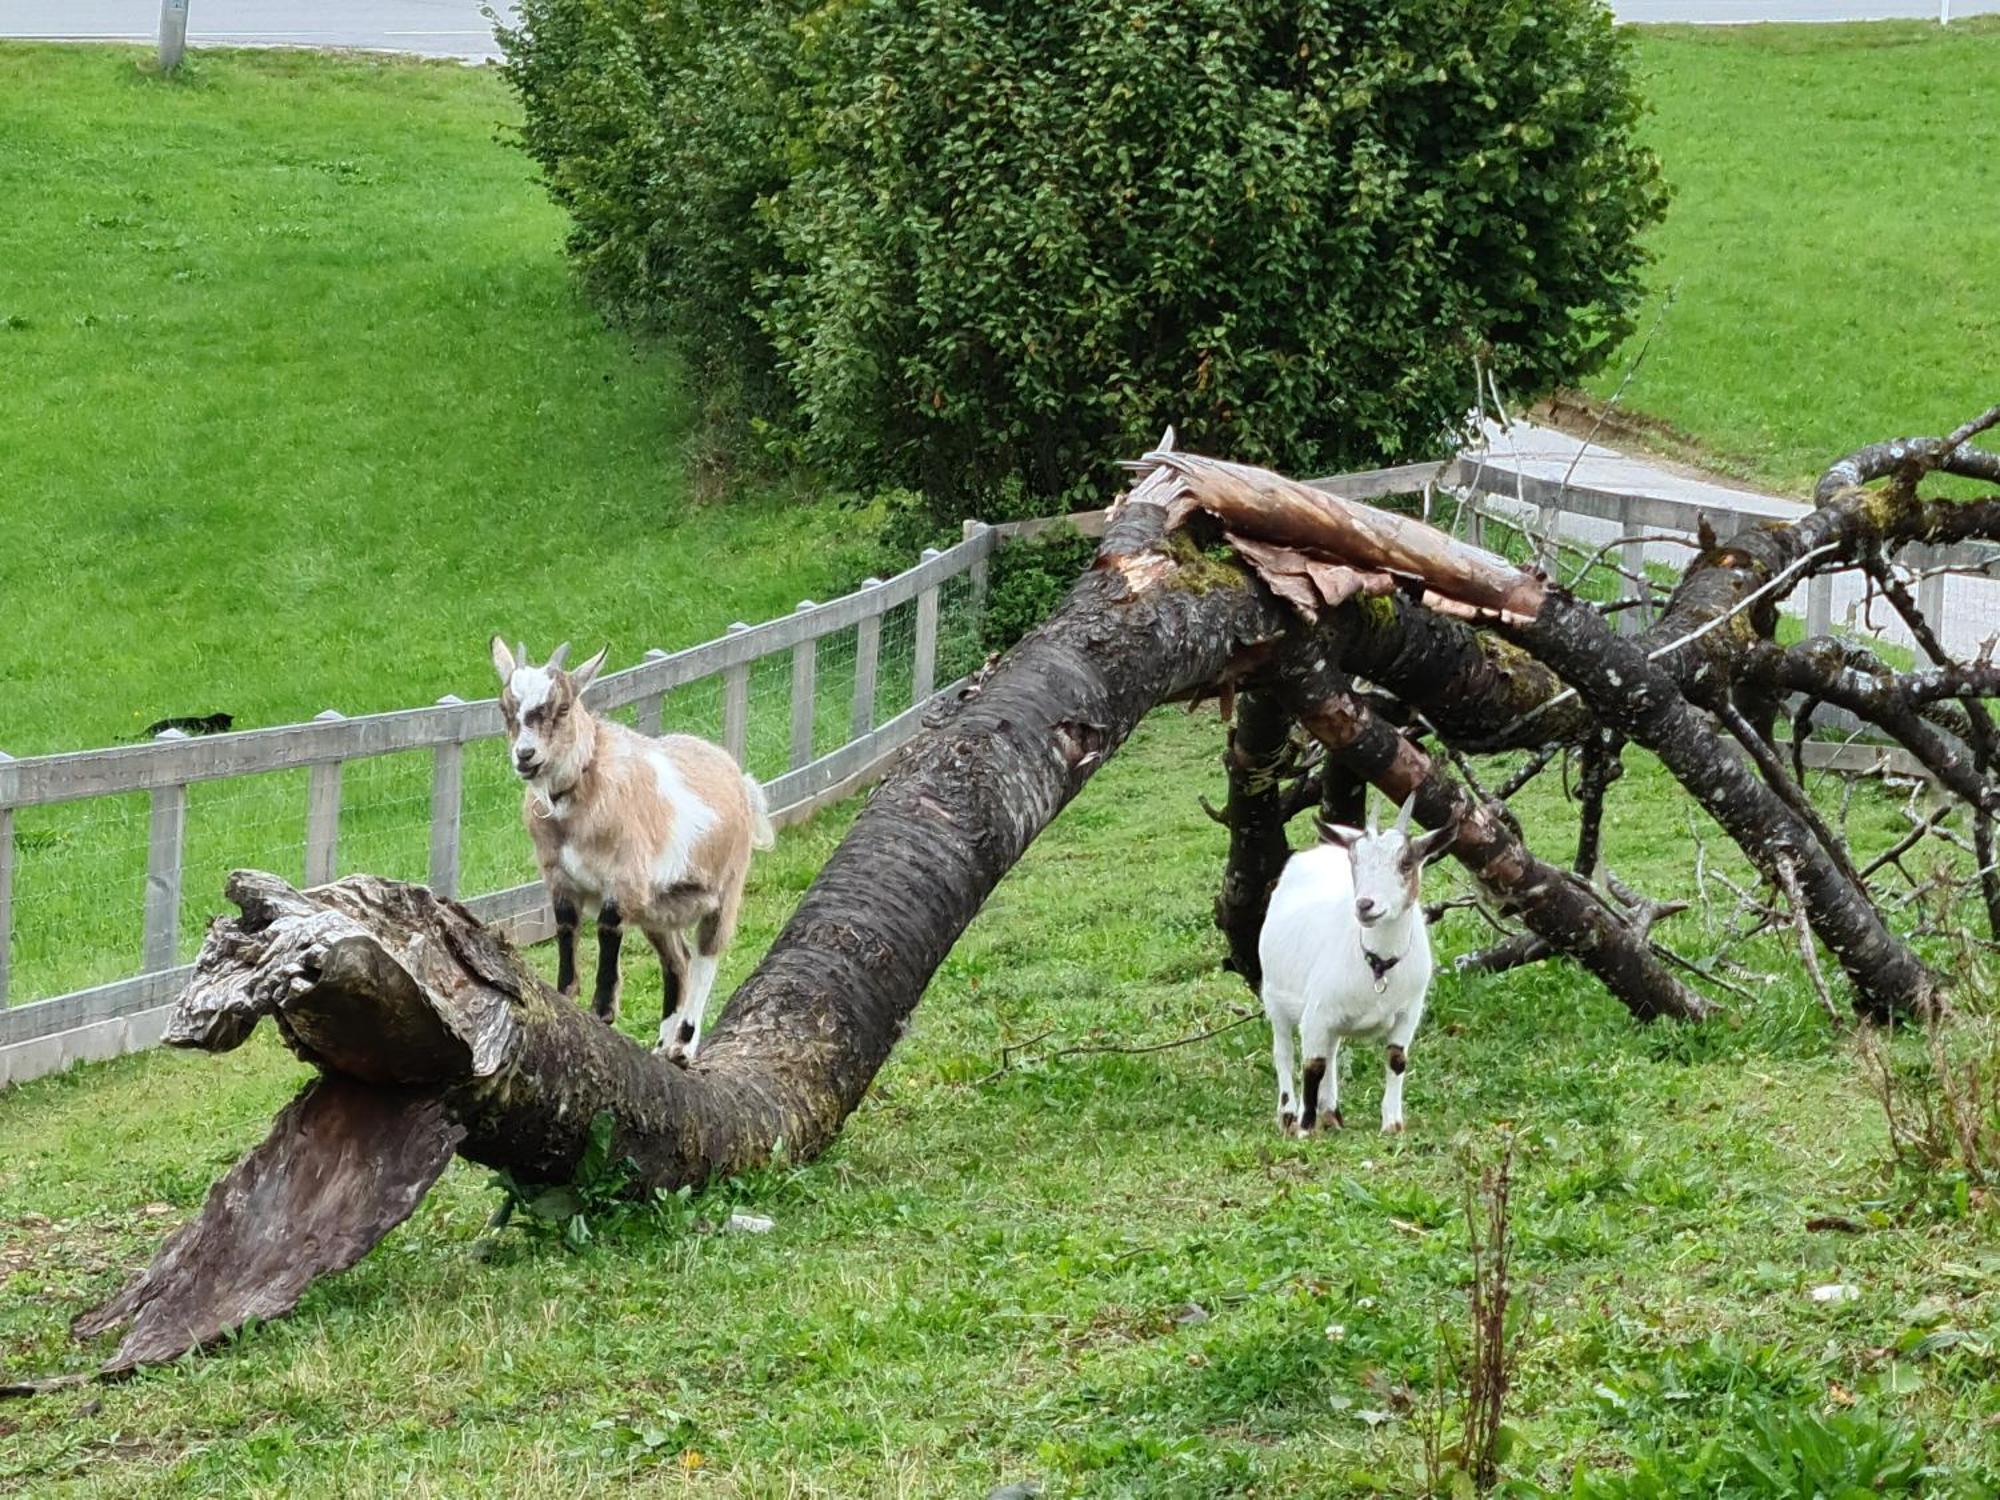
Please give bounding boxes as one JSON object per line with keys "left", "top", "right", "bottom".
{"left": 0, "top": 43, "right": 880, "bottom": 761}
{"left": 5, "top": 709, "right": 1998, "bottom": 1496}
{"left": 5, "top": 25, "right": 2000, "bottom": 1499}
{"left": 1595, "top": 20, "right": 2000, "bottom": 491}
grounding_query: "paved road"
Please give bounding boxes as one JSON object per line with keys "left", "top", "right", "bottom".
{"left": 0, "top": 2, "right": 511, "bottom": 61}
{"left": 2, "top": 0, "right": 1996, "bottom": 64}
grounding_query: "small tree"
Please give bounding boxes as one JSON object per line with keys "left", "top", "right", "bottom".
{"left": 502, "top": 1, "right": 1667, "bottom": 519}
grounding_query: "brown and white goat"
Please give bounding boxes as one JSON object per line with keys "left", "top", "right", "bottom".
{"left": 489, "top": 638, "right": 775, "bottom": 1063}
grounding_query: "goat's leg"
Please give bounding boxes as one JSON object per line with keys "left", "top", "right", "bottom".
{"left": 646, "top": 926, "right": 691, "bottom": 1052}
{"left": 668, "top": 912, "right": 732, "bottom": 1064}
{"left": 1270, "top": 1020, "right": 1300, "bottom": 1136}
{"left": 552, "top": 894, "right": 580, "bottom": 999}
{"left": 591, "top": 898, "right": 624, "bottom": 1024}
{"left": 1380, "top": 1013, "right": 1419, "bottom": 1134}
{"left": 1300, "top": 1025, "right": 1342, "bottom": 1133}
{"left": 662, "top": 890, "right": 739, "bottom": 1065}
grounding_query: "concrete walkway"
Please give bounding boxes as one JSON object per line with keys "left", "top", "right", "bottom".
{"left": 1470, "top": 418, "right": 2000, "bottom": 659}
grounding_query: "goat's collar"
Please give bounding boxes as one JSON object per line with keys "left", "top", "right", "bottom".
{"left": 1361, "top": 944, "right": 1401, "bottom": 993}
{"left": 1359, "top": 921, "right": 1417, "bottom": 993}
{"left": 529, "top": 761, "right": 589, "bottom": 819}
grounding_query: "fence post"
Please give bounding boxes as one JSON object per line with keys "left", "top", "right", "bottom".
{"left": 913, "top": 550, "right": 942, "bottom": 705}
{"left": 852, "top": 578, "right": 884, "bottom": 740}
{"left": 962, "top": 520, "right": 992, "bottom": 643}
{"left": 305, "top": 710, "right": 345, "bottom": 887}
{"left": 0, "top": 749, "right": 12, "bottom": 1008}
{"left": 1807, "top": 573, "right": 1834, "bottom": 640}
{"left": 143, "top": 729, "right": 190, "bottom": 972}
{"left": 790, "top": 601, "right": 819, "bottom": 771}
{"left": 1617, "top": 495, "right": 1650, "bottom": 638}
{"left": 428, "top": 696, "right": 465, "bottom": 899}
{"left": 723, "top": 624, "right": 751, "bottom": 765}
{"left": 637, "top": 648, "right": 669, "bottom": 737}
{"left": 1917, "top": 547, "right": 1948, "bottom": 641}
{"left": 1465, "top": 494, "right": 1487, "bottom": 551}
{"left": 159, "top": 0, "right": 189, "bottom": 72}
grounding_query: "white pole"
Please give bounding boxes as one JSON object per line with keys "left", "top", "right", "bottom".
{"left": 159, "top": 0, "right": 189, "bottom": 72}
{"left": 1941, "top": 0, "right": 1951, "bottom": 24}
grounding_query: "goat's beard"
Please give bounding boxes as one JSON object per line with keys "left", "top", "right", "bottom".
{"left": 524, "top": 733, "right": 592, "bottom": 819}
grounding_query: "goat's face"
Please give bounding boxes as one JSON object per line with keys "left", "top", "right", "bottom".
{"left": 489, "top": 638, "right": 608, "bottom": 786}
{"left": 1319, "top": 797, "right": 1457, "bottom": 928}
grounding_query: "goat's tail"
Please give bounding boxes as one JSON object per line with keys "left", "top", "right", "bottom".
{"left": 744, "top": 773, "right": 776, "bottom": 850}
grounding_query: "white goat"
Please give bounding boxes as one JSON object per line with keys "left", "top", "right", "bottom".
{"left": 489, "top": 638, "right": 775, "bottom": 1063}
{"left": 1259, "top": 794, "right": 1455, "bottom": 1135}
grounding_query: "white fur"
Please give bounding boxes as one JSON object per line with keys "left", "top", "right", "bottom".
{"left": 1259, "top": 830, "right": 1440, "bottom": 1135}
{"left": 647, "top": 749, "right": 719, "bottom": 887}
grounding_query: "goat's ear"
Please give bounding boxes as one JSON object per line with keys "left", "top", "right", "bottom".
{"left": 489, "top": 635, "right": 517, "bottom": 683}
{"left": 1315, "top": 817, "right": 1364, "bottom": 850}
{"left": 1410, "top": 818, "right": 1459, "bottom": 867}
{"left": 569, "top": 644, "right": 610, "bottom": 691}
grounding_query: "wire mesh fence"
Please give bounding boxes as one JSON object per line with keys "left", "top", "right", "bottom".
{"left": 0, "top": 539, "right": 994, "bottom": 1035}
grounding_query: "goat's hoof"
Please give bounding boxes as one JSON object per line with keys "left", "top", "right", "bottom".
{"left": 1278, "top": 1110, "right": 1299, "bottom": 1136}
{"left": 1382, "top": 1120, "right": 1406, "bottom": 1135}
{"left": 559, "top": 982, "right": 580, "bottom": 1000}
{"left": 1312, "top": 1109, "right": 1342, "bottom": 1134}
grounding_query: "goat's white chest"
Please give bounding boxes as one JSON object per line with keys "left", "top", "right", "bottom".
{"left": 557, "top": 841, "right": 606, "bottom": 897}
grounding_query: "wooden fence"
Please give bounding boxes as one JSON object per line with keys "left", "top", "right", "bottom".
{"left": 1, "top": 452, "right": 1976, "bottom": 1087}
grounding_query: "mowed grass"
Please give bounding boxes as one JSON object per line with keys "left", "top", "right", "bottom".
{"left": 0, "top": 44, "right": 876, "bottom": 759}
{"left": 1596, "top": 20, "right": 2000, "bottom": 491}
{"left": 5, "top": 708, "right": 2000, "bottom": 1496}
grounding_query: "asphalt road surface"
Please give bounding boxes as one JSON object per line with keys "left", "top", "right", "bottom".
{"left": 0, "top": 2, "right": 512, "bottom": 61}
{"left": 1, "top": 0, "right": 1995, "bottom": 63}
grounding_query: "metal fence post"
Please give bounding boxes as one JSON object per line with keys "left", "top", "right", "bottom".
{"left": 305, "top": 710, "right": 345, "bottom": 887}
{"left": 852, "top": 578, "right": 884, "bottom": 740}
{"left": 428, "top": 696, "right": 465, "bottom": 899}
{"left": 913, "top": 550, "right": 942, "bottom": 705}
{"left": 790, "top": 601, "right": 819, "bottom": 771}
{"left": 159, "top": 0, "right": 189, "bottom": 72}
{"left": 143, "top": 729, "right": 190, "bottom": 972}
{"left": 722, "top": 624, "right": 751, "bottom": 765}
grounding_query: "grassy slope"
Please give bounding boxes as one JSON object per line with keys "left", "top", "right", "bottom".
{"left": 0, "top": 46, "right": 872, "bottom": 758}
{"left": 1597, "top": 20, "right": 2000, "bottom": 491}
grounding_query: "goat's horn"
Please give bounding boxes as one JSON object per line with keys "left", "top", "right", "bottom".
{"left": 1394, "top": 793, "right": 1417, "bottom": 833}
{"left": 547, "top": 642, "right": 571, "bottom": 671}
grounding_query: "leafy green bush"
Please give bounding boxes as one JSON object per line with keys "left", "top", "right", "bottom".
{"left": 498, "top": 0, "right": 795, "bottom": 410}
{"left": 978, "top": 525, "right": 1100, "bottom": 654}
{"left": 503, "top": 0, "right": 1666, "bottom": 519}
